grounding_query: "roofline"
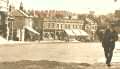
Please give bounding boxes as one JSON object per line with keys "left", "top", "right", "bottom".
{"left": 17, "top": 10, "right": 30, "bottom": 17}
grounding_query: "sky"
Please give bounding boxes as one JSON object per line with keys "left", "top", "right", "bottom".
{"left": 10, "top": 0, "right": 120, "bottom": 15}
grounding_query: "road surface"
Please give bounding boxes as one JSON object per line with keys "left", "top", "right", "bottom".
{"left": 0, "top": 42, "right": 105, "bottom": 64}
{"left": 1, "top": 41, "right": 120, "bottom": 63}
{"left": 0, "top": 41, "right": 120, "bottom": 69}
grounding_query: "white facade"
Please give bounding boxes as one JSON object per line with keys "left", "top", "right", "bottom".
{"left": 25, "top": 17, "right": 33, "bottom": 27}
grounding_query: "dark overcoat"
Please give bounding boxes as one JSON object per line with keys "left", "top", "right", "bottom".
{"left": 102, "top": 29, "right": 118, "bottom": 48}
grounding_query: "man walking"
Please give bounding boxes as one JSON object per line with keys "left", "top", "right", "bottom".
{"left": 102, "top": 25, "right": 118, "bottom": 67}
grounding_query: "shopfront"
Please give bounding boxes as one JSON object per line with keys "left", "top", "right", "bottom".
{"left": 0, "top": 11, "right": 7, "bottom": 38}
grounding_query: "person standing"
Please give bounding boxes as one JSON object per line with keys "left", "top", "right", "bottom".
{"left": 102, "top": 25, "right": 118, "bottom": 67}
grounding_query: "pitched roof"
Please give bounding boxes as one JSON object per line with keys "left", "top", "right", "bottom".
{"left": 10, "top": 9, "right": 29, "bottom": 17}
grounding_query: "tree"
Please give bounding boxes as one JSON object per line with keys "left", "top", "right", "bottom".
{"left": 77, "top": 14, "right": 86, "bottom": 20}
{"left": 115, "top": 10, "right": 120, "bottom": 18}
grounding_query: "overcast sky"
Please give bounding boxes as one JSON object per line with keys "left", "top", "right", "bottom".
{"left": 10, "top": 0, "right": 120, "bottom": 15}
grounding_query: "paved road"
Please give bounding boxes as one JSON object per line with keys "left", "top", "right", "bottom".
{"left": 0, "top": 41, "right": 120, "bottom": 64}
{"left": 0, "top": 42, "right": 105, "bottom": 64}
{"left": 1, "top": 41, "right": 120, "bottom": 69}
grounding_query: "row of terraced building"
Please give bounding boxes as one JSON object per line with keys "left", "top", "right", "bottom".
{"left": 0, "top": 1, "right": 106, "bottom": 41}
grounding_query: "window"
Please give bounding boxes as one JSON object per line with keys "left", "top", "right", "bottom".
{"left": 51, "top": 23, "right": 54, "bottom": 28}
{"left": 65, "top": 24, "right": 67, "bottom": 29}
{"left": 48, "top": 23, "right": 54, "bottom": 28}
{"left": 75, "top": 25, "right": 77, "bottom": 29}
{"left": 73, "top": 25, "right": 75, "bottom": 29}
{"left": 68, "top": 24, "right": 70, "bottom": 29}
{"left": 95, "top": 25, "right": 97, "bottom": 30}
{"left": 48, "top": 23, "right": 50, "bottom": 28}
{"left": 91, "top": 26, "right": 95, "bottom": 31}
{"left": 57, "top": 24, "right": 59, "bottom": 29}
{"left": 92, "top": 25, "right": 97, "bottom": 30}
{"left": 79, "top": 25, "right": 82, "bottom": 29}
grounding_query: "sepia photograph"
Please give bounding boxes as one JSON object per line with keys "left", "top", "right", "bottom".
{"left": 0, "top": 0, "right": 120, "bottom": 69}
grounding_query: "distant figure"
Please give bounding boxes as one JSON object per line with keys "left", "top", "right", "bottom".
{"left": 102, "top": 25, "right": 118, "bottom": 67}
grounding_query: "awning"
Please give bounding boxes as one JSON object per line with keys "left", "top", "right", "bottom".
{"left": 72, "top": 29, "right": 89, "bottom": 36}
{"left": 72, "top": 29, "right": 81, "bottom": 36}
{"left": 64, "top": 29, "right": 75, "bottom": 36}
{"left": 79, "top": 30, "right": 89, "bottom": 36}
{"left": 64, "top": 29, "right": 89, "bottom": 36}
{"left": 25, "top": 26, "right": 40, "bottom": 35}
